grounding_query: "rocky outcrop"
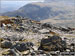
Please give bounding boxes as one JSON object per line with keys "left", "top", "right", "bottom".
{"left": 39, "top": 36, "right": 67, "bottom": 52}
{"left": 0, "top": 16, "right": 75, "bottom": 56}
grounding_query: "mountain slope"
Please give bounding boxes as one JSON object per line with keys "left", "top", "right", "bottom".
{"left": 1, "top": 2, "right": 75, "bottom": 21}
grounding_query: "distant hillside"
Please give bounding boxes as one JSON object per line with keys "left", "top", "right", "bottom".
{"left": 41, "top": 18, "right": 75, "bottom": 27}
{"left": 1, "top": 2, "right": 75, "bottom": 21}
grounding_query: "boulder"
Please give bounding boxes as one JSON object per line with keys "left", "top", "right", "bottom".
{"left": 41, "top": 23, "right": 53, "bottom": 28}
{"left": 15, "top": 26, "right": 25, "bottom": 32}
{"left": 10, "top": 42, "right": 34, "bottom": 52}
{"left": 10, "top": 43, "right": 28, "bottom": 52}
{"left": 59, "top": 26, "right": 70, "bottom": 32}
{"left": 1, "top": 40, "right": 12, "bottom": 48}
{"left": 38, "top": 36, "right": 67, "bottom": 52}
{"left": 39, "top": 29, "right": 49, "bottom": 34}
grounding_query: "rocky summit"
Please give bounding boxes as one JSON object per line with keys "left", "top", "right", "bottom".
{"left": 0, "top": 16, "right": 75, "bottom": 56}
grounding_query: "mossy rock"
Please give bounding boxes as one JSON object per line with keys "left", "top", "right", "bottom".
{"left": 39, "top": 35, "right": 67, "bottom": 51}
{"left": 1, "top": 40, "right": 12, "bottom": 48}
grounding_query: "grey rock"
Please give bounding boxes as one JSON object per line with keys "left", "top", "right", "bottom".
{"left": 10, "top": 42, "right": 34, "bottom": 52}
{"left": 39, "top": 36, "right": 67, "bottom": 52}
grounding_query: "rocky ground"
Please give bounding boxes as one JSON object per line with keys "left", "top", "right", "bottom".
{"left": 0, "top": 16, "right": 75, "bottom": 56}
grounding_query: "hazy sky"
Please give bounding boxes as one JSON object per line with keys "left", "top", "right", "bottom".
{"left": 0, "top": 0, "right": 44, "bottom": 13}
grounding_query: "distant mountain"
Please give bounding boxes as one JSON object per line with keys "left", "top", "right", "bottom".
{"left": 1, "top": 1, "right": 75, "bottom": 21}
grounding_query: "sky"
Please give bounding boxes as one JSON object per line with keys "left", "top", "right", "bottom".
{"left": 0, "top": 0, "right": 44, "bottom": 13}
